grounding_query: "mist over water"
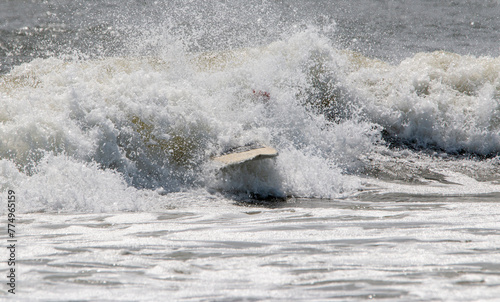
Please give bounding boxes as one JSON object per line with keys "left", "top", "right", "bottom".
{"left": 2, "top": 0, "right": 499, "bottom": 73}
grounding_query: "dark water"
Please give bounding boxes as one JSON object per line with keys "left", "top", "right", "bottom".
{"left": 2, "top": 0, "right": 499, "bottom": 74}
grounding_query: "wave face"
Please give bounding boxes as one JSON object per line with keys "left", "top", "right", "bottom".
{"left": 1, "top": 0, "right": 499, "bottom": 212}
{"left": 344, "top": 51, "right": 500, "bottom": 155}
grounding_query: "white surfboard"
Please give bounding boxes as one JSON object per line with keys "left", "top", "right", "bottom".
{"left": 213, "top": 145, "right": 278, "bottom": 167}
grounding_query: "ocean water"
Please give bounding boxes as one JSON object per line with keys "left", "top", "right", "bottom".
{"left": 1, "top": 0, "right": 500, "bottom": 301}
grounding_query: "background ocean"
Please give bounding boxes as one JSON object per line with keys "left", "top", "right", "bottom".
{"left": 1, "top": 0, "right": 500, "bottom": 301}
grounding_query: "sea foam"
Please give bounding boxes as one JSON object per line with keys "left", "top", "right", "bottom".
{"left": 1, "top": 28, "right": 499, "bottom": 212}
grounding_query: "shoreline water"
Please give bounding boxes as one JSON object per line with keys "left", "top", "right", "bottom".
{"left": 6, "top": 195, "right": 499, "bottom": 301}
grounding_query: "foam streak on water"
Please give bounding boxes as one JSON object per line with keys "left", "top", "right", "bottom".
{"left": 11, "top": 196, "right": 500, "bottom": 301}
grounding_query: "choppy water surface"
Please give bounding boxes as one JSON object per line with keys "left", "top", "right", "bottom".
{"left": 14, "top": 194, "right": 500, "bottom": 301}
{"left": 1, "top": 0, "right": 500, "bottom": 300}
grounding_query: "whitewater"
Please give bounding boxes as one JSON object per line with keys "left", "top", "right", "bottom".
{"left": 1, "top": 0, "right": 500, "bottom": 301}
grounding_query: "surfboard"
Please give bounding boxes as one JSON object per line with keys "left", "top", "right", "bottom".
{"left": 213, "top": 145, "right": 278, "bottom": 167}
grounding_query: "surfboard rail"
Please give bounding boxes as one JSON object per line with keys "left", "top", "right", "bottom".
{"left": 213, "top": 145, "right": 278, "bottom": 166}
